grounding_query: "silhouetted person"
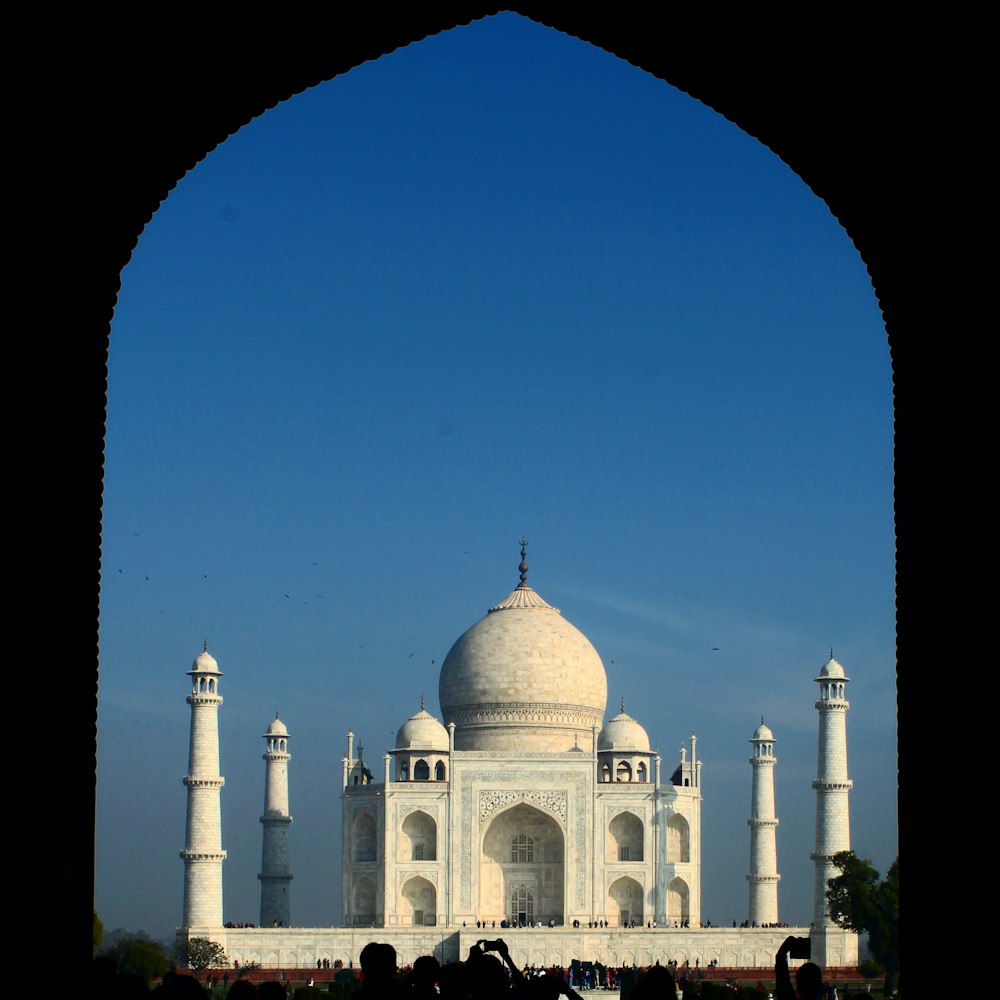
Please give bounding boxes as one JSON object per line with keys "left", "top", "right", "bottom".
{"left": 258, "top": 981, "right": 288, "bottom": 1000}
{"left": 775, "top": 936, "right": 823, "bottom": 1000}
{"left": 110, "top": 971, "right": 151, "bottom": 1000}
{"left": 438, "top": 961, "right": 466, "bottom": 1000}
{"left": 631, "top": 965, "right": 675, "bottom": 1000}
{"left": 408, "top": 955, "right": 441, "bottom": 1000}
{"left": 358, "top": 942, "right": 404, "bottom": 1000}
{"left": 150, "top": 972, "right": 207, "bottom": 1000}
{"left": 524, "top": 970, "right": 583, "bottom": 1000}
{"left": 465, "top": 939, "right": 525, "bottom": 1000}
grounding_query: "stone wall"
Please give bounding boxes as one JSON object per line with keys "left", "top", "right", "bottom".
{"left": 185, "top": 925, "right": 833, "bottom": 971}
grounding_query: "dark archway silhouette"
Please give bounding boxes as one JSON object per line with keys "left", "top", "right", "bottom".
{"left": 42, "top": 8, "right": 932, "bottom": 972}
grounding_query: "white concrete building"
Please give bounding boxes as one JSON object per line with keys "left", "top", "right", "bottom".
{"left": 747, "top": 720, "right": 779, "bottom": 925}
{"left": 179, "top": 549, "right": 859, "bottom": 970}
{"left": 180, "top": 644, "right": 227, "bottom": 927}
{"left": 810, "top": 653, "right": 855, "bottom": 968}
{"left": 341, "top": 545, "right": 701, "bottom": 930}
{"left": 259, "top": 714, "right": 293, "bottom": 928}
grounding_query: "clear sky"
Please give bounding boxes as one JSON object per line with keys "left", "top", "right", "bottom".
{"left": 96, "top": 12, "right": 896, "bottom": 942}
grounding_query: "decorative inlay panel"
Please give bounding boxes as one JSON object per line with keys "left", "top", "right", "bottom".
{"left": 479, "top": 789, "right": 567, "bottom": 825}
{"left": 398, "top": 870, "right": 439, "bottom": 887}
{"left": 449, "top": 702, "right": 602, "bottom": 727}
{"left": 607, "top": 870, "right": 647, "bottom": 890}
{"left": 606, "top": 805, "right": 646, "bottom": 819}
{"left": 400, "top": 804, "right": 439, "bottom": 820}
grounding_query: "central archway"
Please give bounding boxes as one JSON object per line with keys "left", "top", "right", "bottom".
{"left": 480, "top": 802, "right": 565, "bottom": 925}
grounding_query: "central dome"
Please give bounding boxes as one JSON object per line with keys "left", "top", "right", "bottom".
{"left": 439, "top": 548, "right": 608, "bottom": 751}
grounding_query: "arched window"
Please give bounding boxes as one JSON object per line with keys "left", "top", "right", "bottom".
{"left": 609, "top": 812, "right": 644, "bottom": 862}
{"left": 616, "top": 760, "right": 632, "bottom": 782}
{"left": 602, "top": 763, "right": 611, "bottom": 783}
{"left": 400, "top": 762, "right": 410, "bottom": 781}
{"left": 637, "top": 761, "right": 647, "bottom": 782}
{"left": 510, "top": 886, "right": 534, "bottom": 926}
{"left": 402, "top": 810, "right": 437, "bottom": 861}
{"left": 609, "top": 876, "right": 643, "bottom": 927}
{"left": 401, "top": 876, "right": 436, "bottom": 926}
{"left": 435, "top": 760, "right": 446, "bottom": 781}
{"left": 208, "top": 678, "right": 215, "bottom": 692}
{"left": 666, "top": 814, "right": 691, "bottom": 863}
{"left": 352, "top": 876, "right": 376, "bottom": 926}
{"left": 667, "top": 877, "right": 690, "bottom": 924}
{"left": 414, "top": 759, "right": 430, "bottom": 781}
{"left": 353, "top": 812, "right": 377, "bottom": 862}
{"left": 511, "top": 833, "right": 534, "bottom": 863}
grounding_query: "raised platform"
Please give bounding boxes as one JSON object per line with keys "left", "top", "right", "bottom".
{"left": 181, "top": 925, "right": 857, "bottom": 972}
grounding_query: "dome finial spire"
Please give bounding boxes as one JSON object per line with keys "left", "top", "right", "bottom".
{"left": 518, "top": 537, "right": 529, "bottom": 586}
{"left": 420, "top": 693, "right": 425, "bottom": 711}
{"left": 203, "top": 639, "right": 209, "bottom": 652}
{"left": 621, "top": 697, "right": 626, "bottom": 714}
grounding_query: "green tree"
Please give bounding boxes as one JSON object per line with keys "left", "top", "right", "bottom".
{"left": 93, "top": 911, "right": 104, "bottom": 953}
{"left": 858, "top": 959, "right": 885, "bottom": 982}
{"left": 826, "top": 850, "right": 898, "bottom": 995}
{"left": 103, "top": 937, "right": 169, "bottom": 982}
{"left": 177, "top": 936, "right": 228, "bottom": 972}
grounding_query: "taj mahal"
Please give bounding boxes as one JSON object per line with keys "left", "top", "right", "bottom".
{"left": 178, "top": 543, "right": 858, "bottom": 970}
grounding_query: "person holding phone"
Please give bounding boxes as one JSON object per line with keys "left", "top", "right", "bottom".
{"left": 775, "top": 936, "right": 824, "bottom": 1000}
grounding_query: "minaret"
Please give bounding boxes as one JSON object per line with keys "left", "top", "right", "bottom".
{"left": 811, "top": 651, "right": 852, "bottom": 927}
{"left": 259, "top": 714, "right": 293, "bottom": 928}
{"left": 747, "top": 719, "right": 780, "bottom": 925}
{"left": 180, "top": 643, "right": 226, "bottom": 927}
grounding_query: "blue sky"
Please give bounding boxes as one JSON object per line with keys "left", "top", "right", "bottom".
{"left": 96, "top": 13, "right": 896, "bottom": 941}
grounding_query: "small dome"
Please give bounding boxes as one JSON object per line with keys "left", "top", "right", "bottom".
{"left": 396, "top": 705, "right": 449, "bottom": 752}
{"left": 190, "top": 648, "right": 220, "bottom": 674}
{"left": 817, "top": 654, "right": 848, "bottom": 680}
{"left": 266, "top": 715, "right": 288, "bottom": 737}
{"left": 598, "top": 706, "right": 650, "bottom": 753}
{"left": 751, "top": 722, "right": 774, "bottom": 742}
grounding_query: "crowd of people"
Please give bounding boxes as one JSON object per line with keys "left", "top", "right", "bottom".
{"left": 464, "top": 918, "right": 720, "bottom": 930}
{"left": 88, "top": 934, "right": 842, "bottom": 1000}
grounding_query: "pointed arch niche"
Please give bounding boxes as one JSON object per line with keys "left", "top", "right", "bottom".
{"left": 480, "top": 802, "right": 565, "bottom": 926}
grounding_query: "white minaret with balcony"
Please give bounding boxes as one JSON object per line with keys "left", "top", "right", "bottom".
{"left": 180, "top": 643, "right": 226, "bottom": 927}
{"left": 747, "top": 719, "right": 779, "bottom": 925}
{"left": 259, "top": 714, "right": 293, "bottom": 927}
{"left": 811, "top": 651, "right": 852, "bottom": 928}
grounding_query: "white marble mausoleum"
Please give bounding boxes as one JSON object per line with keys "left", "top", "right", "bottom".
{"left": 178, "top": 544, "right": 858, "bottom": 970}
